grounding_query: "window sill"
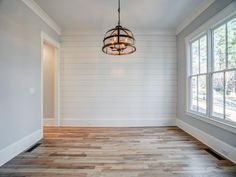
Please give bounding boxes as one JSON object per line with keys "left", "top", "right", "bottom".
{"left": 185, "top": 111, "right": 236, "bottom": 134}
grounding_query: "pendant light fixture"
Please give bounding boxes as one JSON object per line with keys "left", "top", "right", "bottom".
{"left": 102, "top": 0, "right": 136, "bottom": 55}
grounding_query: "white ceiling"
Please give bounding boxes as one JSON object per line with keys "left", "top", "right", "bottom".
{"left": 35, "top": 0, "right": 213, "bottom": 34}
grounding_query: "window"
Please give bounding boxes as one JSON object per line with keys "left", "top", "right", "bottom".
{"left": 188, "top": 15, "right": 236, "bottom": 126}
{"left": 212, "top": 18, "right": 236, "bottom": 122}
{"left": 190, "top": 35, "right": 207, "bottom": 115}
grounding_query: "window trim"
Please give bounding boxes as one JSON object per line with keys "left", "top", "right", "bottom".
{"left": 185, "top": 3, "right": 236, "bottom": 133}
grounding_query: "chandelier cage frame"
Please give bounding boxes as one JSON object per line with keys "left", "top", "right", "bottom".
{"left": 102, "top": 0, "right": 136, "bottom": 56}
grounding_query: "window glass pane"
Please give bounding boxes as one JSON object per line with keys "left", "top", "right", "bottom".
{"left": 213, "top": 25, "right": 226, "bottom": 71}
{"left": 227, "top": 18, "right": 236, "bottom": 69}
{"left": 212, "top": 72, "right": 224, "bottom": 118}
{"left": 191, "top": 76, "right": 198, "bottom": 111}
{"left": 200, "top": 36, "right": 207, "bottom": 73}
{"left": 191, "top": 41, "right": 199, "bottom": 75}
{"left": 225, "top": 71, "right": 236, "bottom": 122}
{"left": 198, "top": 75, "right": 207, "bottom": 114}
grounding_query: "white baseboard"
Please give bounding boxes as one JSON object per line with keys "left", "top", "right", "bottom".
{"left": 0, "top": 129, "right": 42, "bottom": 166}
{"left": 176, "top": 119, "right": 236, "bottom": 164}
{"left": 60, "top": 118, "right": 176, "bottom": 127}
{"left": 44, "top": 118, "right": 57, "bottom": 126}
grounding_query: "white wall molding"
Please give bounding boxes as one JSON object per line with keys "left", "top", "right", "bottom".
{"left": 61, "top": 118, "right": 176, "bottom": 127}
{"left": 44, "top": 118, "right": 57, "bottom": 126}
{"left": 41, "top": 31, "right": 60, "bottom": 48}
{"left": 21, "top": 0, "right": 216, "bottom": 36}
{"left": 22, "top": 0, "right": 61, "bottom": 35}
{"left": 176, "top": 0, "right": 215, "bottom": 34}
{"left": 0, "top": 129, "right": 42, "bottom": 166}
{"left": 176, "top": 119, "right": 236, "bottom": 164}
{"left": 41, "top": 31, "right": 61, "bottom": 129}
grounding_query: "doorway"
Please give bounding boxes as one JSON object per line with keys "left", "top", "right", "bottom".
{"left": 41, "top": 31, "right": 60, "bottom": 130}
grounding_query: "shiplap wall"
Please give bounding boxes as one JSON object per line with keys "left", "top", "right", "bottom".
{"left": 60, "top": 32, "right": 177, "bottom": 126}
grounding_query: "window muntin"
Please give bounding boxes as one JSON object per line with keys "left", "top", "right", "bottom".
{"left": 188, "top": 16, "right": 236, "bottom": 125}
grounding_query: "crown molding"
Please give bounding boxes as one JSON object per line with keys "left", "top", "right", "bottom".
{"left": 21, "top": 0, "right": 214, "bottom": 36}
{"left": 176, "top": 0, "right": 215, "bottom": 35}
{"left": 21, "top": 0, "right": 61, "bottom": 35}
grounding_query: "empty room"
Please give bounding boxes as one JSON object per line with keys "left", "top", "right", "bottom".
{"left": 0, "top": 0, "right": 236, "bottom": 176}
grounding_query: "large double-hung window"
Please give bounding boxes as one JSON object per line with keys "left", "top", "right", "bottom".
{"left": 188, "top": 13, "right": 236, "bottom": 126}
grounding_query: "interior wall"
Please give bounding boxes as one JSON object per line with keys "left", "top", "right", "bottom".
{"left": 43, "top": 42, "right": 55, "bottom": 119}
{"left": 60, "top": 32, "right": 177, "bottom": 126}
{"left": 0, "top": 0, "right": 59, "bottom": 151}
{"left": 177, "top": 0, "right": 236, "bottom": 147}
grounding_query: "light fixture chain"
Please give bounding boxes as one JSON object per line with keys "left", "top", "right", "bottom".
{"left": 118, "top": 0, "right": 120, "bottom": 26}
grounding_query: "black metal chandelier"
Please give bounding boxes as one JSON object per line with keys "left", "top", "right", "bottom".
{"left": 102, "top": 0, "right": 136, "bottom": 56}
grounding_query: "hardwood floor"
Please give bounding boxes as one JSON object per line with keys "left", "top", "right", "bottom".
{"left": 0, "top": 127, "right": 236, "bottom": 177}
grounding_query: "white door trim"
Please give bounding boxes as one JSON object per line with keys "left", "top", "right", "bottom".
{"left": 41, "top": 31, "right": 60, "bottom": 132}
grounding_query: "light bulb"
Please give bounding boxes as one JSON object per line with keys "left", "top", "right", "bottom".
{"left": 112, "top": 37, "right": 117, "bottom": 43}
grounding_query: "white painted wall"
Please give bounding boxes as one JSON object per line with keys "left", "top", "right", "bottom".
{"left": 60, "top": 32, "right": 177, "bottom": 126}
{"left": 0, "top": 0, "right": 59, "bottom": 166}
{"left": 43, "top": 42, "right": 55, "bottom": 119}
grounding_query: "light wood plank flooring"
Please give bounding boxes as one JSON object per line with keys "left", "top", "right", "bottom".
{"left": 0, "top": 127, "right": 236, "bottom": 177}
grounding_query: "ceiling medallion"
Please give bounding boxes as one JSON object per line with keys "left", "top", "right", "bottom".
{"left": 102, "top": 0, "right": 136, "bottom": 56}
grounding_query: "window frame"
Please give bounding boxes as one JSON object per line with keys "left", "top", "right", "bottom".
{"left": 188, "top": 33, "right": 208, "bottom": 116}
{"left": 185, "top": 8, "right": 236, "bottom": 133}
{"left": 210, "top": 16, "right": 236, "bottom": 124}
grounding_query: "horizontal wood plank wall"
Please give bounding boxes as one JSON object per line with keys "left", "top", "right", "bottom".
{"left": 60, "top": 33, "right": 177, "bottom": 126}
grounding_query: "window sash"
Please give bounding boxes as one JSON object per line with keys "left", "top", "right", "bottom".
{"left": 210, "top": 68, "right": 236, "bottom": 120}
{"left": 189, "top": 34, "right": 208, "bottom": 115}
{"left": 189, "top": 74, "right": 207, "bottom": 115}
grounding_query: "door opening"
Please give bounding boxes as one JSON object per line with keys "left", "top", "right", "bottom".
{"left": 43, "top": 42, "right": 56, "bottom": 126}
{"left": 41, "top": 31, "right": 60, "bottom": 132}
